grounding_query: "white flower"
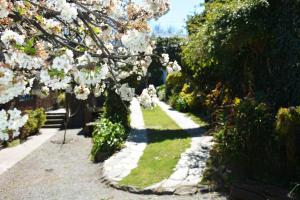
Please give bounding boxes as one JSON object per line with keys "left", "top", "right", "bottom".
{"left": 0, "top": 67, "right": 13, "bottom": 85}
{"left": 166, "top": 61, "right": 181, "bottom": 73}
{"left": 52, "top": 54, "right": 73, "bottom": 73}
{"left": 121, "top": 29, "right": 150, "bottom": 53}
{"left": 145, "top": 0, "right": 170, "bottom": 17}
{"left": 60, "top": 3, "right": 78, "bottom": 22}
{"left": 0, "top": 0, "right": 9, "bottom": 19}
{"left": 105, "top": 43, "right": 114, "bottom": 52}
{"left": 44, "top": 19, "right": 61, "bottom": 33}
{"left": 0, "top": 109, "right": 7, "bottom": 126}
{"left": 1, "top": 30, "right": 25, "bottom": 48}
{"left": 94, "top": 83, "right": 105, "bottom": 97}
{"left": 41, "top": 86, "right": 50, "bottom": 96}
{"left": 0, "top": 108, "right": 28, "bottom": 142}
{"left": 0, "top": 80, "right": 26, "bottom": 104}
{"left": 74, "top": 85, "right": 90, "bottom": 100}
{"left": 166, "top": 65, "right": 173, "bottom": 73}
{"left": 117, "top": 47, "right": 127, "bottom": 55}
{"left": 172, "top": 60, "right": 181, "bottom": 72}
{"left": 77, "top": 52, "right": 96, "bottom": 66}
{"left": 74, "top": 64, "right": 108, "bottom": 86}
{"left": 139, "top": 85, "right": 158, "bottom": 108}
{"left": 4, "top": 51, "right": 43, "bottom": 70}
{"left": 139, "top": 89, "right": 152, "bottom": 108}
{"left": 161, "top": 53, "right": 169, "bottom": 66}
{"left": 40, "top": 69, "right": 71, "bottom": 90}
{"left": 7, "top": 108, "right": 28, "bottom": 132}
{"left": 116, "top": 84, "right": 135, "bottom": 102}
{"left": 148, "top": 84, "right": 157, "bottom": 97}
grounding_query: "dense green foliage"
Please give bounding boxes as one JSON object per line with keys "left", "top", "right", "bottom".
{"left": 103, "top": 89, "right": 130, "bottom": 131}
{"left": 215, "top": 98, "right": 277, "bottom": 176}
{"left": 21, "top": 108, "right": 46, "bottom": 139}
{"left": 90, "top": 117, "right": 127, "bottom": 162}
{"left": 163, "top": 0, "right": 300, "bottom": 190}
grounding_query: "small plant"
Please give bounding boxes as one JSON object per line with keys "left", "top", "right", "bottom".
{"left": 156, "top": 85, "right": 166, "bottom": 101}
{"left": 56, "top": 92, "right": 66, "bottom": 107}
{"left": 21, "top": 108, "right": 46, "bottom": 139}
{"left": 90, "top": 117, "right": 128, "bottom": 162}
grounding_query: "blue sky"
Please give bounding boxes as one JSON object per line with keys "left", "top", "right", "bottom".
{"left": 150, "top": 0, "right": 204, "bottom": 35}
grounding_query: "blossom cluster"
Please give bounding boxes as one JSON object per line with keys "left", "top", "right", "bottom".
{"left": 0, "top": 109, "right": 28, "bottom": 142}
{"left": 0, "top": 0, "right": 176, "bottom": 130}
{"left": 139, "top": 84, "right": 158, "bottom": 109}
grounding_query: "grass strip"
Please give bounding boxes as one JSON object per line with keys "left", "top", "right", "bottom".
{"left": 120, "top": 106, "right": 191, "bottom": 188}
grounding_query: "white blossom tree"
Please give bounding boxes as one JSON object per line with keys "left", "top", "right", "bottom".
{"left": 0, "top": 0, "right": 181, "bottom": 142}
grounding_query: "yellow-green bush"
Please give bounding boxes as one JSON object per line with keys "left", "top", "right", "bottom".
{"left": 21, "top": 108, "right": 46, "bottom": 139}
{"left": 276, "top": 107, "right": 300, "bottom": 177}
{"left": 56, "top": 92, "right": 65, "bottom": 107}
{"left": 165, "top": 72, "right": 186, "bottom": 99}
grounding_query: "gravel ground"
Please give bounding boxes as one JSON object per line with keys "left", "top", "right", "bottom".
{"left": 0, "top": 129, "right": 227, "bottom": 200}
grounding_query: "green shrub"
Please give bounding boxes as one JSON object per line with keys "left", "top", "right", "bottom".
{"left": 175, "top": 96, "right": 189, "bottom": 112}
{"left": 215, "top": 98, "right": 276, "bottom": 176}
{"left": 103, "top": 89, "right": 130, "bottom": 131}
{"left": 165, "top": 72, "right": 185, "bottom": 99}
{"left": 276, "top": 107, "right": 300, "bottom": 178}
{"left": 168, "top": 94, "right": 178, "bottom": 109}
{"left": 156, "top": 85, "right": 166, "bottom": 101}
{"left": 90, "top": 117, "right": 128, "bottom": 162}
{"left": 21, "top": 108, "right": 46, "bottom": 139}
{"left": 56, "top": 92, "right": 65, "bottom": 107}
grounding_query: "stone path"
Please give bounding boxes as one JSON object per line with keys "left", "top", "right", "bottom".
{"left": 102, "top": 99, "right": 215, "bottom": 196}
{"left": 102, "top": 98, "right": 148, "bottom": 183}
{"left": 144, "top": 101, "right": 214, "bottom": 195}
{"left": 0, "top": 128, "right": 58, "bottom": 175}
{"left": 0, "top": 128, "right": 226, "bottom": 200}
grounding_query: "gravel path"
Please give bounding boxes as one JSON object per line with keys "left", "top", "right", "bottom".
{"left": 0, "top": 128, "right": 226, "bottom": 200}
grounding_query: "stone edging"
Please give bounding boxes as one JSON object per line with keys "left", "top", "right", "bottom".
{"left": 101, "top": 99, "right": 214, "bottom": 196}
{"left": 101, "top": 98, "right": 147, "bottom": 182}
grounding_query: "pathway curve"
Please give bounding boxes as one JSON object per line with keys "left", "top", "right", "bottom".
{"left": 102, "top": 97, "right": 147, "bottom": 183}
{"left": 145, "top": 101, "right": 213, "bottom": 195}
{"left": 0, "top": 128, "right": 225, "bottom": 200}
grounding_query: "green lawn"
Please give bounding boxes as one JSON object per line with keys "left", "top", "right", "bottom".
{"left": 119, "top": 106, "right": 191, "bottom": 188}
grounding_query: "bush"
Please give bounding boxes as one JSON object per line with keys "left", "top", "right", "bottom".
{"left": 174, "top": 96, "right": 189, "bottom": 112}
{"left": 215, "top": 98, "right": 277, "bottom": 176}
{"left": 165, "top": 72, "right": 185, "bottom": 99}
{"left": 90, "top": 117, "right": 128, "bottom": 162}
{"left": 21, "top": 108, "right": 46, "bottom": 139}
{"left": 56, "top": 92, "right": 65, "bottom": 107}
{"left": 103, "top": 89, "right": 130, "bottom": 131}
{"left": 276, "top": 107, "right": 300, "bottom": 178}
{"left": 156, "top": 85, "right": 166, "bottom": 101}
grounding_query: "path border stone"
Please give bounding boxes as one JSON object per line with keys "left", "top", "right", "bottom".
{"left": 141, "top": 101, "right": 214, "bottom": 195}
{"left": 0, "top": 128, "right": 59, "bottom": 175}
{"left": 101, "top": 98, "right": 147, "bottom": 184}
{"left": 102, "top": 100, "right": 214, "bottom": 196}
